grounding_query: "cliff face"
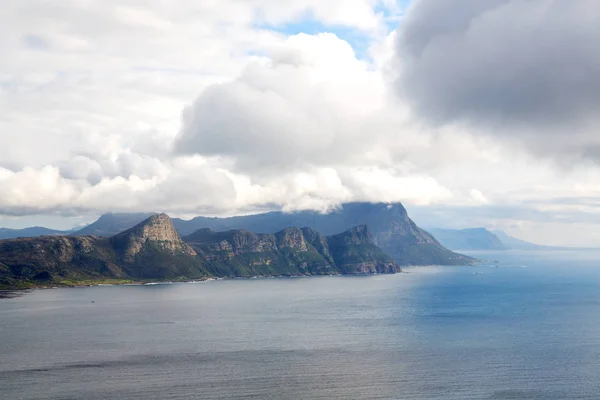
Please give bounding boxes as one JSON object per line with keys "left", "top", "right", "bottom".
{"left": 184, "top": 229, "right": 277, "bottom": 262}
{"left": 110, "top": 214, "right": 196, "bottom": 262}
{"left": 109, "top": 214, "right": 203, "bottom": 279}
{"left": 184, "top": 227, "right": 336, "bottom": 277}
{"left": 275, "top": 228, "right": 308, "bottom": 251}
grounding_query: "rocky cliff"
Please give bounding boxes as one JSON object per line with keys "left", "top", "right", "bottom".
{"left": 111, "top": 214, "right": 196, "bottom": 262}
{"left": 0, "top": 215, "right": 401, "bottom": 289}
{"left": 184, "top": 224, "right": 400, "bottom": 277}
{"left": 108, "top": 214, "right": 204, "bottom": 279}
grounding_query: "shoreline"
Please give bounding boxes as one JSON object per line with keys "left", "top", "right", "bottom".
{"left": 0, "top": 271, "right": 410, "bottom": 297}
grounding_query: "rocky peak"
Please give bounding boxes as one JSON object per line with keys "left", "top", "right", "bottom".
{"left": 126, "top": 214, "right": 181, "bottom": 241}
{"left": 275, "top": 227, "right": 308, "bottom": 251}
{"left": 111, "top": 213, "right": 196, "bottom": 261}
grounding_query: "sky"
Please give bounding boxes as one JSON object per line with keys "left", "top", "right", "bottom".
{"left": 1, "top": 0, "right": 600, "bottom": 246}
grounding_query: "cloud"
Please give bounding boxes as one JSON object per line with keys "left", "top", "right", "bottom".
{"left": 174, "top": 33, "right": 387, "bottom": 172}
{"left": 3, "top": 0, "right": 600, "bottom": 246}
{"left": 173, "top": 31, "right": 460, "bottom": 210}
{"left": 394, "top": 0, "right": 600, "bottom": 159}
{"left": 1, "top": 0, "right": 453, "bottom": 219}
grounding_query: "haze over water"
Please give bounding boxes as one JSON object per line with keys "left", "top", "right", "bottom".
{"left": 2, "top": 250, "right": 600, "bottom": 399}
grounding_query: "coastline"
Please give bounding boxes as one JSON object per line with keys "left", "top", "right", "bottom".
{"left": 0, "top": 276, "right": 213, "bottom": 296}
{"left": 0, "top": 270, "right": 408, "bottom": 297}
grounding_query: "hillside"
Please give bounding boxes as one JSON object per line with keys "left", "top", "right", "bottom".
{"left": 0, "top": 215, "right": 400, "bottom": 289}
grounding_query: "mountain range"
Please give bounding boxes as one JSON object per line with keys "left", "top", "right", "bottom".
{"left": 0, "top": 202, "right": 479, "bottom": 289}
{"left": 67, "top": 202, "right": 473, "bottom": 266}
{"left": 0, "top": 214, "right": 400, "bottom": 289}
{"left": 1, "top": 214, "right": 555, "bottom": 253}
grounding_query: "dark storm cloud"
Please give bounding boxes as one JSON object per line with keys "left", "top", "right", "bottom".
{"left": 395, "top": 0, "right": 600, "bottom": 132}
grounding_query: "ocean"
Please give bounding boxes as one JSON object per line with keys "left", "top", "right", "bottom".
{"left": 2, "top": 250, "right": 600, "bottom": 399}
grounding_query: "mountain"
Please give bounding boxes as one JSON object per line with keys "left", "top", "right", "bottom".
{"left": 428, "top": 228, "right": 507, "bottom": 251}
{"left": 0, "top": 227, "right": 72, "bottom": 240}
{"left": 0, "top": 214, "right": 207, "bottom": 289}
{"left": 428, "top": 227, "right": 594, "bottom": 251}
{"left": 491, "top": 230, "right": 554, "bottom": 250}
{"left": 72, "top": 212, "right": 154, "bottom": 236}
{"left": 109, "top": 214, "right": 204, "bottom": 279}
{"left": 173, "top": 202, "right": 474, "bottom": 266}
{"left": 0, "top": 215, "right": 399, "bottom": 289}
{"left": 185, "top": 225, "right": 399, "bottom": 277}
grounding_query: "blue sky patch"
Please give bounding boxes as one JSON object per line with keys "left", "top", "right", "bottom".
{"left": 22, "top": 34, "right": 51, "bottom": 51}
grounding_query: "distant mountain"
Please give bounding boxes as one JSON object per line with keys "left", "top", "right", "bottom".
{"left": 0, "top": 227, "right": 72, "bottom": 240}
{"left": 72, "top": 213, "right": 154, "bottom": 236}
{"left": 428, "top": 228, "right": 507, "bottom": 251}
{"left": 491, "top": 230, "right": 553, "bottom": 250}
{"left": 428, "top": 227, "right": 581, "bottom": 251}
{"left": 0, "top": 215, "right": 399, "bottom": 289}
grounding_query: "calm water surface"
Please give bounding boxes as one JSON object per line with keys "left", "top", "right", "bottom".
{"left": 2, "top": 250, "right": 600, "bottom": 399}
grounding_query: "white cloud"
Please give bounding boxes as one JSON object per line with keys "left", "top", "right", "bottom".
{"left": 175, "top": 33, "right": 387, "bottom": 172}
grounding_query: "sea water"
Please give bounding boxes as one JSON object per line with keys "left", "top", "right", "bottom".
{"left": 2, "top": 250, "right": 600, "bottom": 399}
